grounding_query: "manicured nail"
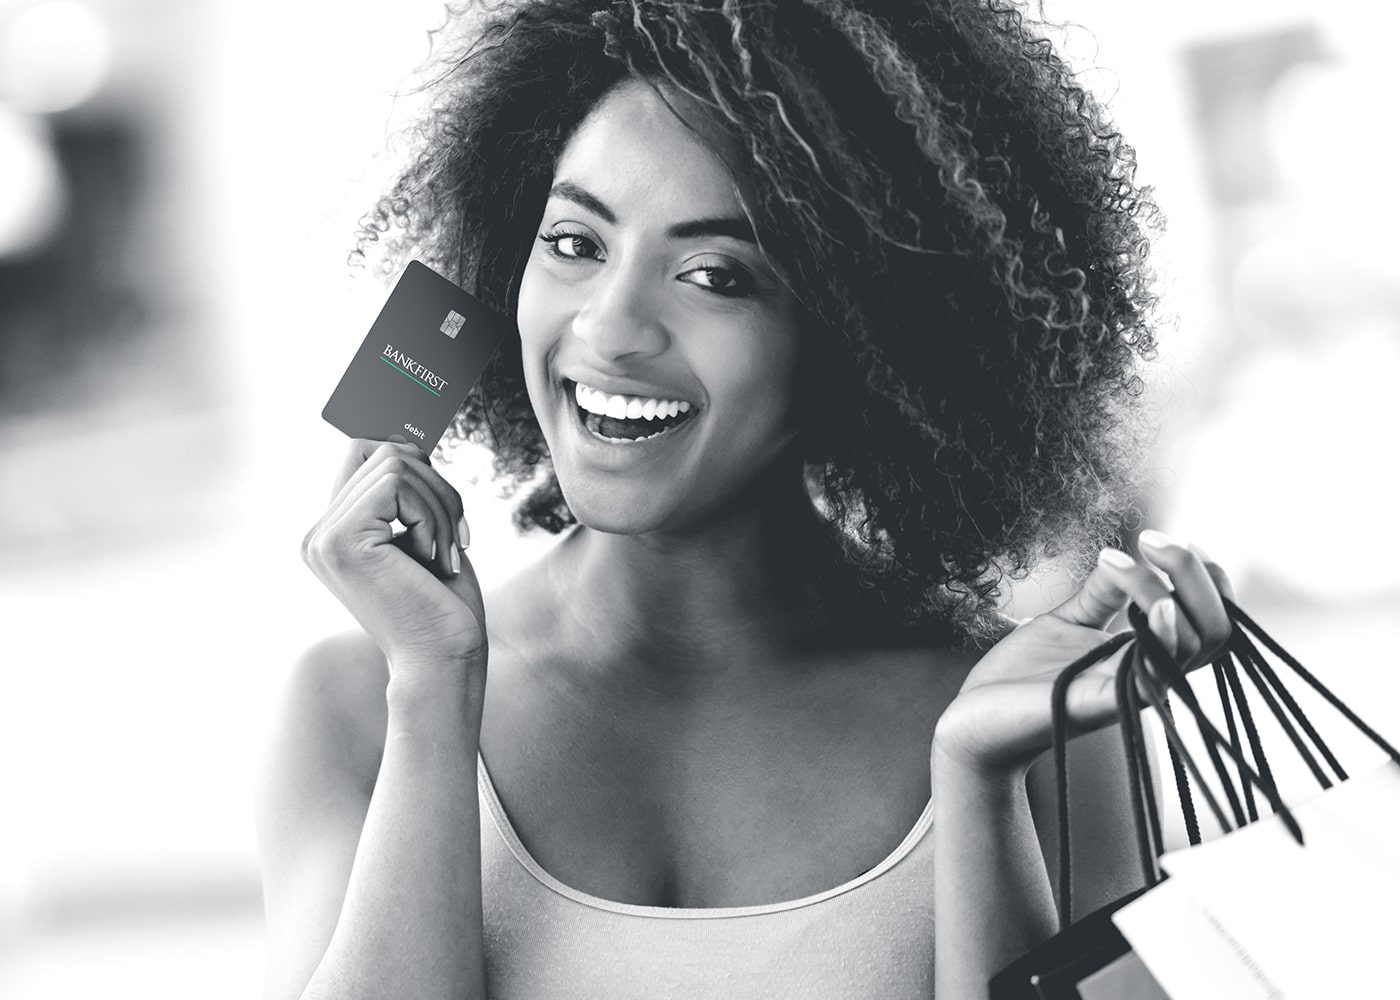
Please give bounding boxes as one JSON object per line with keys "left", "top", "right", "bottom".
{"left": 450, "top": 544, "right": 461, "bottom": 575}
{"left": 1099, "top": 547, "right": 1136, "bottom": 570}
{"left": 1138, "top": 529, "right": 1176, "bottom": 551}
{"left": 1154, "top": 597, "right": 1178, "bottom": 655}
{"left": 457, "top": 515, "right": 471, "bottom": 551}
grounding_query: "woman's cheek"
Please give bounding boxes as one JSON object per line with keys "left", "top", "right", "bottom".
{"left": 716, "top": 324, "right": 802, "bottom": 455}
{"left": 514, "top": 257, "right": 549, "bottom": 343}
{"left": 515, "top": 263, "right": 572, "bottom": 369}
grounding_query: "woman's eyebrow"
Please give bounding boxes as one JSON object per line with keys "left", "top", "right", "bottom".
{"left": 548, "top": 180, "right": 757, "bottom": 245}
{"left": 667, "top": 217, "right": 756, "bottom": 244}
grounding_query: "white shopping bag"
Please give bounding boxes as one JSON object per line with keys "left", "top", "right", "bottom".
{"left": 1113, "top": 878, "right": 1285, "bottom": 999}
{"left": 1113, "top": 762, "right": 1400, "bottom": 998}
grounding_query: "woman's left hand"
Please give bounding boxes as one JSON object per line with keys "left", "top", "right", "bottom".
{"left": 933, "top": 530, "right": 1237, "bottom": 775}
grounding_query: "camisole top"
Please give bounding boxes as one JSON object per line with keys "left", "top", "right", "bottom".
{"left": 477, "top": 754, "right": 938, "bottom": 999}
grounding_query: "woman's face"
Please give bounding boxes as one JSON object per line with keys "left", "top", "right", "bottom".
{"left": 516, "top": 79, "right": 804, "bottom": 534}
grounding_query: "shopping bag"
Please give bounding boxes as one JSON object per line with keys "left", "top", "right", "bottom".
{"left": 1109, "top": 877, "right": 1280, "bottom": 999}
{"left": 1074, "top": 951, "right": 1170, "bottom": 1000}
{"left": 990, "top": 596, "right": 1400, "bottom": 1000}
{"left": 1116, "top": 761, "right": 1400, "bottom": 997}
{"left": 987, "top": 887, "right": 1149, "bottom": 999}
{"left": 1098, "top": 600, "right": 1399, "bottom": 998}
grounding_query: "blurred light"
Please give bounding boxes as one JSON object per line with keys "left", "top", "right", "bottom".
{"left": 1264, "top": 46, "right": 1400, "bottom": 285}
{"left": 0, "top": 106, "right": 65, "bottom": 258}
{"left": 1267, "top": 62, "right": 1354, "bottom": 200}
{"left": 1231, "top": 235, "right": 1394, "bottom": 340}
{"left": 0, "top": 1, "right": 113, "bottom": 113}
{"left": 1166, "top": 322, "right": 1400, "bottom": 600}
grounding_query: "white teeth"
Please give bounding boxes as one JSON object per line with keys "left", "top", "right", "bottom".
{"left": 570, "top": 381, "right": 695, "bottom": 421}
{"left": 575, "top": 382, "right": 607, "bottom": 415}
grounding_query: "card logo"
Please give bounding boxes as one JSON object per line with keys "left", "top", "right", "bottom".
{"left": 440, "top": 310, "right": 466, "bottom": 339}
{"left": 380, "top": 343, "right": 450, "bottom": 397}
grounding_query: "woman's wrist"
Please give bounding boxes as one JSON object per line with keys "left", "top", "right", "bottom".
{"left": 386, "top": 651, "right": 488, "bottom": 737}
{"left": 931, "top": 727, "right": 1035, "bottom": 785}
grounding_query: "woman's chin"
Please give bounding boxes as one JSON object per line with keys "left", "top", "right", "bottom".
{"left": 558, "top": 484, "right": 674, "bottom": 536}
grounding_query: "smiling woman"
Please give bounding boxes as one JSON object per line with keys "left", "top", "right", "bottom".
{"left": 353, "top": 0, "right": 1163, "bottom": 637}
{"left": 263, "top": 3, "right": 1238, "bottom": 999}
{"left": 517, "top": 81, "right": 805, "bottom": 535}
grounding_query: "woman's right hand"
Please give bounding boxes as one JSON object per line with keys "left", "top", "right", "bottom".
{"left": 301, "top": 439, "right": 487, "bottom": 685}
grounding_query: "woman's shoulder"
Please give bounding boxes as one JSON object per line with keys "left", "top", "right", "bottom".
{"left": 256, "top": 633, "right": 394, "bottom": 994}
{"left": 272, "top": 548, "right": 568, "bottom": 768}
{"left": 268, "top": 631, "right": 392, "bottom": 786}
{"left": 839, "top": 609, "right": 1021, "bottom": 678}
{"left": 793, "top": 611, "right": 1021, "bottom": 744}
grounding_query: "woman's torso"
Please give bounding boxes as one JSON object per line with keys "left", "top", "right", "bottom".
{"left": 339, "top": 567, "right": 994, "bottom": 996}
{"left": 475, "top": 625, "right": 974, "bottom": 910}
{"left": 475, "top": 743, "right": 943, "bottom": 1000}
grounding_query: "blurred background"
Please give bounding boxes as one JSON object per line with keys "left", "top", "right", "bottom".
{"left": 1, "top": 0, "right": 1397, "bottom": 995}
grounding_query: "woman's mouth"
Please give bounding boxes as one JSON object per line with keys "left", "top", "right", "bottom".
{"left": 565, "top": 379, "right": 698, "bottom": 443}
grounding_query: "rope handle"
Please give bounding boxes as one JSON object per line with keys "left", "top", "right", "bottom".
{"left": 1050, "top": 598, "right": 1400, "bottom": 931}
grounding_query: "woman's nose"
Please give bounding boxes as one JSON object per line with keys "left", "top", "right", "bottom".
{"left": 569, "top": 261, "right": 670, "bottom": 363}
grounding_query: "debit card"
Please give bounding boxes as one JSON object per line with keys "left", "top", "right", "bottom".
{"left": 321, "top": 261, "right": 511, "bottom": 454}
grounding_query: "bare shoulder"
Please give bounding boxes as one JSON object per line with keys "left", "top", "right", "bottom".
{"left": 870, "top": 611, "right": 1021, "bottom": 689}
{"left": 264, "top": 630, "right": 391, "bottom": 789}
{"left": 255, "top": 631, "right": 392, "bottom": 999}
{"left": 821, "top": 611, "right": 1022, "bottom": 754}
{"left": 257, "top": 630, "right": 392, "bottom": 852}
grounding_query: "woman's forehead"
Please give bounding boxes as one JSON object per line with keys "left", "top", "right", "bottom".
{"left": 551, "top": 79, "right": 753, "bottom": 224}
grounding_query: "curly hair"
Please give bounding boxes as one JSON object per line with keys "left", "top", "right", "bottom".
{"left": 355, "top": 0, "right": 1161, "bottom": 639}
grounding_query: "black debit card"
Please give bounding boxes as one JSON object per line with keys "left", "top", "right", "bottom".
{"left": 322, "top": 261, "right": 511, "bottom": 453}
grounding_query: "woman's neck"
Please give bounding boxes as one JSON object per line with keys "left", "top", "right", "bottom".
{"left": 544, "top": 461, "right": 836, "bottom": 680}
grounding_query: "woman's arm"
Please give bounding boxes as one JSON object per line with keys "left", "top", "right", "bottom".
{"left": 262, "top": 439, "right": 491, "bottom": 998}
{"left": 930, "top": 535, "right": 1235, "bottom": 997}
{"left": 931, "top": 744, "right": 1057, "bottom": 998}
{"left": 931, "top": 724, "right": 1155, "bottom": 997}
{"left": 257, "top": 638, "right": 488, "bottom": 1000}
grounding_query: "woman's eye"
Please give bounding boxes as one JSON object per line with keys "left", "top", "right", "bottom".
{"left": 538, "top": 230, "right": 602, "bottom": 261}
{"left": 681, "top": 264, "right": 752, "bottom": 297}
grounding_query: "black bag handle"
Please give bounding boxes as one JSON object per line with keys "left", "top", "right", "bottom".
{"left": 1213, "top": 652, "right": 1262, "bottom": 821}
{"left": 1129, "top": 609, "right": 1254, "bottom": 832}
{"left": 1050, "top": 598, "right": 1400, "bottom": 930}
{"left": 1055, "top": 617, "right": 1295, "bottom": 929}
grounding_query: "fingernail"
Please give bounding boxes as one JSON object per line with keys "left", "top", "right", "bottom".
{"left": 1138, "top": 529, "right": 1176, "bottom": 551}
{"left": 457, "top": 515, "right": 470, "bottom": 551}
{"left": 450, "top": 544, "right": 461, "bottom": 575}
{"left": 431, "top": 539, "right": 437, "bottom": 561}
{"left": 1154, "top": 597, "right": 1178, "bottom": 654}
{"left": 1099, "top": 547, "right": 1136, "bottom": 570}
